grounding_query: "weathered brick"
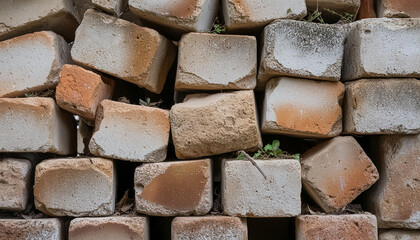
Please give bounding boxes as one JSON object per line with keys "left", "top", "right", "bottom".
{"left": 175, "top": 33, "right": 257, "bottom": 91}
{"left": 71, "top": 9, "right": 176, "bottom": 94}
{"left": 0, "top": 219, "right": 62, "bottom": 240}
{"left": 301, "top": 136, "right": 379, "bottom": 213}
{"left": 34, "top": 158, "right": 116, "bottom": 217}
{"left": 89, "top": 100, "right": 170, "bottom": 162}
{"left": 0, "top": 158, "right": 31, "bottom": 211}
{"left": 359, "top": 0, "right": 377, "bottom": 19}
{"left": 296, "top": 214, "right": 378, "bottom": 240}
{"left": 56, "top": 64, "right": 114, "bottom": 125}
{"left": 135, "top": 159, "right": 212, "bottom": 216}
{"left": 172, "top": 216, "right": 247, "bottom": 240}
{"left": 258, "top": 20, "right": 346, "bottom": 88}
{"left": 379, "top": 229, "right": 420, "bottom": 240}
{"left": 262, "top": 77, "right": 344, "bottom": 138}
{"left": 69, "top": 216, "right": 149, "bottom": 240}
{"left": 342, "top": 18, "right": 420, "bottom": 81}
{"left": 222, "top": 0, "right": 306, "bottom": 31}
{"left": 306, "top": 0, "right": 360, "bottom": 22}
{"left": 222, "top": 159, "right": 301, "bottom": 217}
{"left": 343, "top": 79, "right": 420, "bottom": 135}
{"left": 0, "top": 31, "right": 71, "bottom": 97}
{"left": 377, "top": 0, "right": 420, "bottom": 18}
{"left": 0, "top": 97, "right": 76, "bottom": 155}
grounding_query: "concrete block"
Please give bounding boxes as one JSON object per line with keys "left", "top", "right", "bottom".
{"left": 0, "top": 219, "right": 62, "bottom": 240}
{"left": 379, "top": 229, "right": 420, "bottom": 240}
{"left": 377, "top": 0, "right": 420, "bottom": 18}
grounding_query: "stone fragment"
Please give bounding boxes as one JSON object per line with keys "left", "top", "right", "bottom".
{"left": 377, "top": 0, "right": 420, "bottom": 18}
{"left": 262, "top": 77, "right": 344, "bottom": 138}
{"left": 34, "top": 158, "right": 116, "bottom": 217}
{"left": 301, "top": 136, "right": 379, "bottom": 213}
{"left": 77, "top": 119, "right": 93, "bottom": 155}
{"left": 222, "top": 159, "right": 301, "bottom": 217}
{"left": 306, "top": 0, "right": 360, "bottom": 22}
{"left": 175, "top": 33, "right": 257, "bottom": 91}
{"left": 0, "top": 158, "right": 31, "bottom": 211}
{"left": 135, "top": 159, "right": 212, "bottom": 216}
{"left": 93, "top": 0, "right": 127, "bottom": 15}
{"left": 89, "top": 100, "right": 170, "bottom": 162}
{"left": 0, "top": 219, "right": 62, "bottom": 240}
{"left": 172, "top": 216, "right": 247, "bottom": 240}
{"left": 342, "top": 18, "right": 420, "bottom": 81}
{"left": 379, "top": 229, "right": 420, "bottom": 240}
{"left": 343, "top": 79, "right": 420, "bottom": 135}
{"left": 296, "top": 214, "right": 378, "bottom": 240}
{"left": 0, "top": 97, "right": 76, "bottom": 155}
{"left": 0, "top": 31, "right": 71, "bottom": 97}
{"left": 71, "top": 9, "right": 176, "bottom": 94}
{"left": 359, "top": 0, "right": 377, "bottom": 19}
{"left": 170, "top": 90, "right": 262, "bottom": 159}
{"left": 69, "top": 216, "right": 149, "bottom": 240}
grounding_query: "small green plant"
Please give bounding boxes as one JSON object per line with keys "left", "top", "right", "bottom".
{"left": 324, "top": 8, "right": 354, "bottom": 24}
{"left": 139, "top": 97, "right": 162, "bottom": 107}
{"left": 237, "top": 140, "right": 300, "bottom": 161}
{"left": 287, "top": 8, "right": 292, "bottom": 14}
{"left": 210, "top": 18, "right": 226, "bottom": 34}
{"left": 303, "top": 10, "right": 325, "bottom": 23}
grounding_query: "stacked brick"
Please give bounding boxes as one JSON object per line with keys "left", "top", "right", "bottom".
{"left": 0, "top": 0, "right": 419, "bottom": 239}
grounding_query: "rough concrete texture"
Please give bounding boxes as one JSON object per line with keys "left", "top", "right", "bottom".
{"left": 379, "top": 229, "right": 420, "bottom": 240}
{"left": 71, "top": 9, "right": 176, "bottom": 94}
{"left": 135, "top": 159, "right": 212, "bottom": 216}
{"left": 0, "top": 219, "right": 62, "bottom": 240}
{"left": 359, "top": 0, "right": 377, "bottom": 19}
{"left": 258, "top": 20, "right": 346, "bottom": 88}
{"left": 301, "top": 136, "right": 379, "bottom": 213}
{"left": 343, "top": 79, "right": 420, "bottom": 135}
{"left": 0, "top": 31, "right": 71, "bottom": 97}
{"left": 93, "top": 0, "right": 128, "bottom": 15}
{"left": 89, "top": 100, "right": 170, "bottom": 162}
{"left": 0, "top": 97, "right": 76, "bottom": 155}
{"left": 222, "top": 0, "right": 306, "bottom": 31}
{"left": 296, "top": 214, "right": 378, "bottom": 240}
{"left": 222, "top": 159, "right": 301, "bottom": 217}
{"left": 262, "top": 77, "right": 344, "bottom": 138}
{"left": 172, "top": 216, "right": 247, "bottom": 240}
{"left": 377, "top": 0, "right": 420, "bottom": 18}
{"left": 175, "top": 33, "right": 257, "bottom": 91}
{"left": 366, "top": 134, "right": 420, "bottom": 229}
{"left": 0, "top": 158, "right": 31, "bottom": 211}
{"left": 69, "top": 216, "right": 149, "bottom": 240}
{"left": 306, "top": 0, "right": 360, "bottom": 22}
{"left": 56, "top": 64, "right": 114, "bottom": 125}
{"left": 34, "top": 158, "right": 116, "bottom": 217}
{"left": 342, "top": 18, "right": 420, "bottom": 81}
{"left": 170, "top": 90, "right": 262, "bottom": 159}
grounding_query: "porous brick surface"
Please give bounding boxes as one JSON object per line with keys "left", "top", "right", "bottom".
{"left": 34, "top": 158, "right": 116, "bottom": 217}
{"left": 89, "top": 100, "right": 170, "bottom": 162}
{"left": 379, "top": 229, "right": 420, "bottom": 240}
{"left": 135, "top": 159, "right": 212, "bottom": 216}
{"left": 0, "top": 219, "right": 62, "bottom": 240}
{"left": 306, "top": 0, "right": 360, "bottom": 21}
{"left": 0, "top": 97, "right": 76, "bottom": 155}
{"left": 262, "top": 77, "right": 344, "bottom": 138}
{"left": 175, "top": 33, "right": 257, "bottom": 91}
{"left": 301, "top": 136, "right": 379, "bottom": 213}
{"left": 377, "top": 0, "right": 420, "bottom": 18}
{"left": 0, "top": 31, "right": 71, "bottom": 97}
{"left": 222, "top": 159, "right": 301, "bottom": 217}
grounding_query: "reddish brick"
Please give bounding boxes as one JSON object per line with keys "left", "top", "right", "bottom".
{"left": 359, "top": 0, "right": 377, "bottom": 19}
{"left": 377, "top": 0, "right": 420, "bottom": 18}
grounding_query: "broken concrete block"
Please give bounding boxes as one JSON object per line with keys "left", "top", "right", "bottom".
{"left": 262, "top": 77, "right": 344, "bottom": 138}
{"left": 0, "top": 31, "right": 71, "bottom": 97}
{"left": 170, "top": 90, "right": 262, "bottom": 159}
{"left": 56, "top": 64, "right": 114, "bottom": 126}
{"left": 0, "top": 158, "right": 31, "bottom": 211}
{"left": 34, "top": 158, "right": 116, "bottom": 217}
{"left": 343, "top": 18, "right": 420, "bottom": 81}
{"left": 306, "top": 0, "right": 360, "bottom": 22}
{"left": 0, "top": 97, "right": 76, "bottom": 155}
{"left": 222, "top": 159, "right": 301, "bottom": 217}
{"left": 343, "top": 79, "right": 420, "bottom": 135}
{"left": 172, "top": 216, "right": 247, "bottom": 240}
{"left": 69, "top": 216, "right": 149, "bottom": 240}
{"left": 377, "top": 0, "right": 420, "bottom": 18}
{"left": 175, "top": 33, "right": 257, "bottom": 91}
{"left": 379, "top": 229, "right": 420, "bottom": 240}
{"left": 258, "top": 20, "right": 346, "bottom": 88}
{"left": 0, "top": 219, "right": 62, "bottom": 240}
{"left": 89, "top": 100, "right": 170, "bottom": 162}
{"left": 296, "top": 214, "right": 378, "bottom": 240}
{"left": 71, "top": 9, "right": 176, "bottom": 94}
{"left": 301, "top": 136, "right": 379, "bottom": 213}
{"left": 135, "top": 159, "right": 212, "bottom": 216}
{"left": 359, "top": 0, "right": 377, "bottom": 19}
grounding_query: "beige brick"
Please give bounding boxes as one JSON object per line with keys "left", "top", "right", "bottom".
{"left": 379, "top": 229, "right": 420, "bottom": 240}
{"left": 262, "top": 77, "right": 344, "bottom": 138}
{"left": 71, "top": 9, "right": 176, "bottom": 94}
{"left": 301, "top": 136, "right": 379, "bottom": 213}
{"left": 0, "top": 97, "right": 76, "bottom": 155}
{"left": 170, "top": 90, "right": 262, "bottom": 159}
{"left": 377, "top": 0, "right": 420, "bottom": 18}
{"left": 34, "top": 158, "right": 116, "bottom": 217}
{"left": 306, "top": 0, "right": 360, "bottom": 22}
{"left": 175, "top": 33, "right": 257, "bottom": 91}
{"left": 172, "top": 216, "right": 247, "bottom": 240}
{"left": 0, "top": 219, "right": 62, "bottom": 240}
{"left": 56, "top": 64, "right": 114, "bottom": 125}
{"left": 135, "top": 159, "right": 212, "bottom": 216}
{"left": 0, "top": 31, "right": 71, "bottom": 97}
{"left": 89, "top": 100, "right": 170, "bottom": 162}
